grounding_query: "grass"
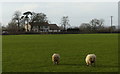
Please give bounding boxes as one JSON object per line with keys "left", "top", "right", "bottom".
{"left": 2, "top": 34, "right": 118, "bottom": 72}
{"left": 0, "top": 35, "right": 2, "bottom": 73}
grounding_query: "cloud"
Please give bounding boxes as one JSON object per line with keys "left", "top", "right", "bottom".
{"left": 17, "top": 4, "right": 39, "bottom": 12}
{"left": 1, "top": 2, "right": 118, "bottom": 27}
{"left": 0, "top": 0, "right": 119, "bottom": 2}
{"left": 0, "top": 3, "right": 2, "bottom": 22}
{"left": 1, "top": 3, "right": 39, "bottom": 26}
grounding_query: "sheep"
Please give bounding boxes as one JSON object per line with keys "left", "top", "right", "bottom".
{"left": 52, "top": 53, "right": 60, "bottom": 65}
{"left": 85, "top": 54, "right": 96, "bottom": 66}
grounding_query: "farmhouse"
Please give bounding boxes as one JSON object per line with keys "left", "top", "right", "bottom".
{"left": 26, "top": 22, "right": 60, "bottom": 32}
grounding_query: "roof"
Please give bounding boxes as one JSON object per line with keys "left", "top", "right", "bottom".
{"left": 49, "top": 24, "right": 60, "bottom": 30}
{"left": 29, "top": 22, "right": 49, "bottom": 26}
{"left": 29, "top": 22, "right": 60, "bottom": 30}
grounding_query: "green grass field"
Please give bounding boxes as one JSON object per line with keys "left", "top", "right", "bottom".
{"left": 2, "top": 34, "right": 118, "bottom": 72}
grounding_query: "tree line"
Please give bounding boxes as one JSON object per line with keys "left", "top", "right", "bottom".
{"left": 7, "top": 11, "right": 48, "bottom": 32}
{"left": 2, "top": 11, "right": 120, "bottom": 34}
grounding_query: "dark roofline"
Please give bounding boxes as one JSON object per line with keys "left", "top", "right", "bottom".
{"left": 29, "top": 22, "right": 60, "bottom": 30}
{"left": 49, "top": 24, "right": 60, "bottom": 30}
{"left": 29, "top": 22, "right": 49, "bottom": 26}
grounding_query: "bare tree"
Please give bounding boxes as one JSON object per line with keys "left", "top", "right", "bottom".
{"left": 12, "top": 11, "right": 21, "bottom": 30}
{"left": 0, "top": 23, "right": 1, "bottom": 34}
{"left": 90, "top": 18, "right": 104, "bottom": 31}
{"left": 22, "top": 11, "right": 33, "bottom": 32}
{"left": 80, "top": 23, "right": 91, "bottom": 29}
{"left": 7, "top": 21, "right": 18, "bottom": 32}
{"left": 23, "top": 11, "right": 33, "bottom": 24}
{"left": 31, "top": 12, "right": 48, "bottom": 23}
{"left": 79, "top": 23, "right": 91, "bottom": 32}
{"left": 61, "top": 16, "right": 70, "bottom": 31}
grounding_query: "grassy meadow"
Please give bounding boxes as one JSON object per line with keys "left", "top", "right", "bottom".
{"left": 2, "top": 34, "right": 118, "bottom": 72}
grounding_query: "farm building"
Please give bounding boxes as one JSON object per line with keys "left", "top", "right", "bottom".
{"left": 25, "top": 22, "right": 60, "bottom": 32}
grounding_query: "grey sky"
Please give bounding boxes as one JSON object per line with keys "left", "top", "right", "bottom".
{"left": 1, "top": 2, "right": 118, "bottom": 27}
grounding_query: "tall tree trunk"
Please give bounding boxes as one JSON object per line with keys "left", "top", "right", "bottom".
{"left": 27, "top": 19, "right": 29, "bottom": 32}
{"left": 18, "top": 19, "right": 20, "bottom": 31}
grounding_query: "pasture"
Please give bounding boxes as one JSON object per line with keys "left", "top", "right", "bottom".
{"left": 2, "top": 34, "right": 118, "bottom": 72}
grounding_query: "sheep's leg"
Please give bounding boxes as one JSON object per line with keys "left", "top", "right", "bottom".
{"left": 91, "top": 62, "right": 95, "bottom": 67}
{"left": 55, "top": 61, "right": 57, "bottom": 65}
{"left": 57, "top": 61, "right": 59, "bottom": 65}
{"left": 93, "top": 62, "right": 96, "bottom": 67}
{"left": 86, "top": 62, "right": 89, "bottom": 66}
{"left": 53, "top": 61, "right": 56, "bottom": 65}
{"left": 89, "top": 61, "right": 92, "bottom": 66}
{"left": 56, "top": 62, "right": 58, "bottom": 65}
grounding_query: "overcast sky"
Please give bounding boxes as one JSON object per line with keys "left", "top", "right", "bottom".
{"left": 1, "top": 1, "right": 119, "bottom": 27}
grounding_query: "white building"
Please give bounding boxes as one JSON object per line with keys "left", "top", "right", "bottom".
{"left": 25, "top": 22, "right": 60, "bottom": 32}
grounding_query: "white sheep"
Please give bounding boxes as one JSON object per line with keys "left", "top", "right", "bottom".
{"left": 52, "top": 53, "right": 60, "bottom": 65}
{"left": 85, "top": 54, "right": 96, "bottom": 66}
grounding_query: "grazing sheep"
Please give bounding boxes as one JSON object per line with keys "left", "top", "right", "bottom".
{"left": 52, "top": 53, "right": 60, "bottom": 65}
{"left": 85, "top": 54, "right": 96, "bottom": 66}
